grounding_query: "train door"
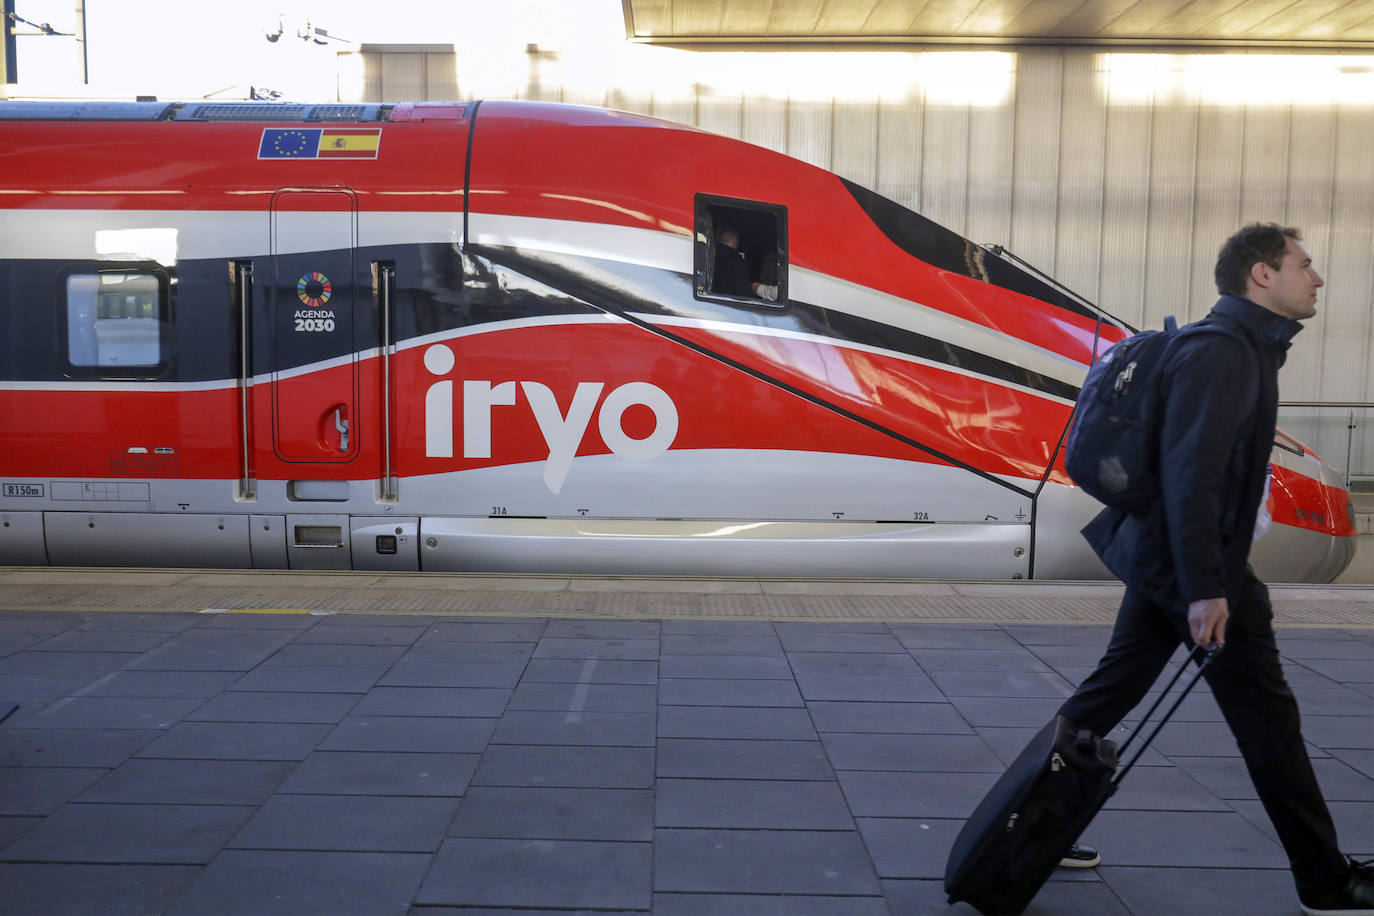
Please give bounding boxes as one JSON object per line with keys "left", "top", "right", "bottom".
{"left": 269, "top": 188, "right": 358, "bottom": 464}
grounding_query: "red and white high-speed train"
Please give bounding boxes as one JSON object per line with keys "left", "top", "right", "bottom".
{"left": 0, "top": 99, "right": 1356, "bottom": 579}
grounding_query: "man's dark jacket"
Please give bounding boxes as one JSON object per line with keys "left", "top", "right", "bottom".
{"left": 1081, "top": 294, "right": 1302, "bottom": 612}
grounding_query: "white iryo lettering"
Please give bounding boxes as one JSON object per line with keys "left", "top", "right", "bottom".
{"left": 522, "top": 381, "right": 604, "bottom": 494}
{"left": 422, "top": 362, "right": 679, "bottom": 492}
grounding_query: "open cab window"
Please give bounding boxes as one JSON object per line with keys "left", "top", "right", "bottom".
{"left": 694, "top": 194, "right": 788, "bottom": 308}
{"left": 62, "top": 265, "right": 171, "bottom": 378}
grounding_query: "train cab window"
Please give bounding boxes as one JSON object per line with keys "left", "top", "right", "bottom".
{"left": 694, "top": 195, "right": 787, "bottom": 308}
{"left": 63, "top": 267, "right": 170, "bottom": 376}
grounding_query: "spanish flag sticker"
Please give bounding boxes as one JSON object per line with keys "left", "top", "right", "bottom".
{"left": 258, "top": 127, "right": 382, "bottom": 160}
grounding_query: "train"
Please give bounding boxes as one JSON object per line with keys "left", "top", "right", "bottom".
{"left": 0, "top": 98, "right": 1357, "bottom": 580}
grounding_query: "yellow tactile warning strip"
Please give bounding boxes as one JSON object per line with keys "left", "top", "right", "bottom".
{"left": 1, "top": 568, "right": 1372, "bottom": 626}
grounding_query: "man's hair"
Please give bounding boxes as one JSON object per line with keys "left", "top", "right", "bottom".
{"left": 1215, "top": 223, "right": 1301, "bottom": 296}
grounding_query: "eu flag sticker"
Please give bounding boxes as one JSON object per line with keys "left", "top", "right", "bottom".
{"left": 258, "top": 128, "right": 322, "bottom": 159}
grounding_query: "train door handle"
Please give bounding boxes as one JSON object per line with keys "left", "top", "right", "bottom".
{"left": 334, "top": 408, "right": 350, "bottom": 452}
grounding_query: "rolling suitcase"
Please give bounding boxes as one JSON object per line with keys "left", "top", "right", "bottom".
{"left": 943, "top": 645, "right": 1219, "bottom": 915}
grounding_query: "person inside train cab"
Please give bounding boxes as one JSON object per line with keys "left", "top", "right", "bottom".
{"left": 712, "top": 224, "right": 754, "bottom": 298}
{"left": 1059, "top": 223, "right": 1371, "bottom": 915}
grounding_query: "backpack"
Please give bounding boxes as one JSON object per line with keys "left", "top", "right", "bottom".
{"left": 1065, "top": 316, "right": 1252, "bottom": 515}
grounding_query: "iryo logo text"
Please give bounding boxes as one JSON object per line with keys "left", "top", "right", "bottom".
{"left": 423, "top": 344, "right": 679, "bottom": 494}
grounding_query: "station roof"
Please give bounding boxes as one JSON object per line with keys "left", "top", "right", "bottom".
{"left": 621, "top": 0, "right": 1374, "bottom": 50}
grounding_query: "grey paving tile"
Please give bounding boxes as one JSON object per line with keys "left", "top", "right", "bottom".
{"left": 261, "top": 644, "right": 409, "bottom": 668}
{"left": 657, "top": 738, "right": 834, "bottom": 780}
{"left": 1229, "top": 799, "right": 1374, "bottom": 856}
{"left": 950, "top": 695, "right": 1070, "bottom": 727}
{"left": 809, "top": 700, "right": 973, "bottom": 735}
{"left": 774, "top": 621, "right": 894, "bottom": 636}
{"left": 511, "top": 681, "right": 655, "bottom": 712}
{"left": 31, "top": 630, "right": 174, "bottom": 652}
{"left": 78, "top": 669, "right": 241, "bottom": 698}
{"left": 1293, "top": 686, "right": 1374, "bottom": 717}
{"left": 838, "top": 771, "right": 1000, "bottom": 818}
{"left": 423, "top": 620, "right": 545, "bottom": 641}
{"left": 653, "top": 892, "right": 889, "bottom": 914}
{"left": 891, "top": 627, "right": 1025, "bottom": 650}
{"left": 888, "top": 876, "right": 1130, "bottom": 915}
{"left": 320, "top": 716, "right": 495, "bottom": 753}
{"left": 1279, "top": 638, "right": 1374, "bottom": 660}
{"left": 1086, "top": 809, "right": 1289, "bottom": 867}
{"left": 378, "top": 660, "right": 525, "bottom": 688}
{"left": 416, "top": 837, "right": 651, "bottom": 909}
{"left": 0, "top": 816, "right": 37, "bottom": 849}
{"left": 998, "top": 624, "right": 1116, "bottom": 646}
{"left": 312, "top": 613, "right": 437, "bottom": 628}
{"left": 6, "top": 695, "right": 203, "bottom": 730}
{"left": 1173, "top": 754, "right": 1374, "bottom": 802}
{"left": 658, "top": 655, "right": 794, "bottom": 680}
{"left": 185, "top": 691, "right": 358, "bottom": 724}
{"left": 776, "top": 630, "right": 907, "bottom": 653}
{"left": 820, "top": 733, "right": 1005, "bottom": 773}
{"left": 451, "top": 786, "right": 652, "bottom": 840}
{"left": 663, "top": 634, "right": 784, "bottom": 656}
{"left": 0, "top": 674, "right": 90, "bottom": 704}
{"left": 194, "top": 613, "right": 317, "bottom": 630}
{"left": 1302, "top": 714, "right": 1374, "bottom": 749}
{"left": 928, "top": 668, "right": 1076, "bottom": 698}
{"left": 0, "top": 767, "right": 105, "bottom": 815}
{"left": 654, "top": 829, "right": 880, "bottom": 895}
{"left": 228, "top": 664, "right": 387, "bottom": 693}
{"left": 856, "top": 816, "right": 962, "bottom": 878}
{"left": 794, "top": 673, "right": 944, "bottom": 702}
{"left": 168, "top": 850, "right": 428, "bottom": 915}
{"left": 289, "top": 624, "right": 426, "bottom": 646}
{"left": 0, "top": 803, "right": 253, "bottom": 863}
{"left": 77, "top": 759, "right": 294, "bottom": 805}
{"left": 400, "top": 639, "right": 535, "bottom": 663}
{"left": 1105, "top": 764, "right": 1231, "bottom": 811}
{"left": 0, "top": 727, "right": 157, "bottom": 767}
{"left": 0, "top": 651, "right": 130, "bottom": 678}
{"left": 492, "top": 710, "right": 656, "bottom": 746}
{"left": 1099, "top": 865, "right": 1301, "bottom": 915}
{"left": 521, "top": 657, "right": 659, "bottom": 684}
{"left": 470, "top": 745, "right": 655, "bottom": 788}
{"left": 230, "top": 794, "right": 458, "bottom": 852}
{"left": 660, "top": 677, "right": 803, "bottom": 707}
{"left": 279, "top": 751, "right": 478, "bottom": 796}
{"left": 544, "top": 619, "right": 660, "bottom": 639}
{"left": 137, "top": 722, "right": 332, "bottom": 760}
{"left": 657, "top": 778, "right": 853, "bottom": 829}
{"left": 130, "top": 646, "right": 280, "bottom": 671}
{"left": 0, "top": 863, "right": 200, "bottom": 915}
{"left": 662, "top": 620, "right": 777, "bottom": 635}
{"left": 1139, "top": 721, "right": 1244, "bottom": 757}
{"left": 910, "top": 648, "right": 1054, "bottom": 672}
{"left": 533, "top": 637, "right": 659, "bottom": 660}
{"left": 787, "top": 652, "right": 920, "bottom": 676}
{"left": 658, "top": 706, "right": 818, "bottom": 741}
{"left": 353, "top": 685, "right": 511, "bottom": 717}
{"left": 1330, "top": 746, "right": 1374, "bottom": 778}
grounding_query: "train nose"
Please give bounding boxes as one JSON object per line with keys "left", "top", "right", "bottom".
{"left": 1249, "top": 451, "right": 1358, "bottom": 584}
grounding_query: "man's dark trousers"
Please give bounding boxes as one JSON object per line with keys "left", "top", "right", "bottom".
{"left": 1058, "top": 571, "right": 1348, "bottom": 895}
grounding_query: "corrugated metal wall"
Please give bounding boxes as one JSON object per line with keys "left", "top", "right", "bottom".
{"left": 347, "top": 46, "right": 1374, "bottom": 475}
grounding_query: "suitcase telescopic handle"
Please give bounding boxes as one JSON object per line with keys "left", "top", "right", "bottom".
{"left": 1111, "top": 644, "right": 1221, "bottom": 786}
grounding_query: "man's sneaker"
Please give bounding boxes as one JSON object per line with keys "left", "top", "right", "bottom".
{"left": 1300, "top": 858, "right": 1373, "bottom": 915}
{"left": 1058, "top": 843, "right": 1100, "bottom": 869}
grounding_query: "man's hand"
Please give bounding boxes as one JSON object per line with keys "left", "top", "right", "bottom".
{"left": 1188, "top": 597, "right": 1229, "bottom": 649}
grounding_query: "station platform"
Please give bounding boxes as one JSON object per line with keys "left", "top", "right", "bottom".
{"left": 0, "top": 569, "right": 1370, "bottom": 915}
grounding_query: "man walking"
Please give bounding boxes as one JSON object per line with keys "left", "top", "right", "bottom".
{"left": 1061, "top": 223, "right": 1371, "bottom": 915}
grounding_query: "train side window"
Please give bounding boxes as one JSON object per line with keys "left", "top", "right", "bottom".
{"left": 694, "top": 194, "right": 787, "bottom": 308}
{"left": 62, "top": 266, "right": 170, "bottom": 377}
